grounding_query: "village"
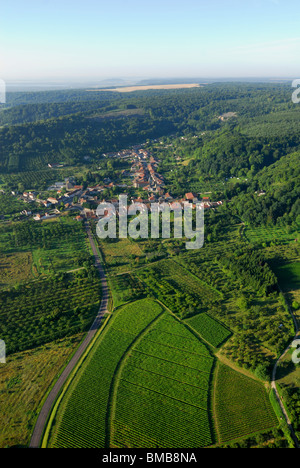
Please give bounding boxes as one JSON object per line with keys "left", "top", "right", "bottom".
{"left": 10, "top": 144, "right": 223, "bottom": 223}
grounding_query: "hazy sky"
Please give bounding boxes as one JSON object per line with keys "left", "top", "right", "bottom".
{"left": 1, "top": 0, "right": 300, "bottom": 81}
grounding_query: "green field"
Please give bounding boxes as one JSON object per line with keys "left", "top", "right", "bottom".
{"left": 245, "top": 225, "right": 298, "bottom": 246}
{"left": 97, "top": 237, "right": 144, "bottom": 275}
{"left": 185, "top": 313, "right": 232, "bottom": 348}
{"left": 15, "top": 217, "right": 89, "bottom": 275}
{"left": 45, "top": 301, "right": 217, "bottom": 448}
{"left": 46, "top": 299, "right": 164, "bottom": 448}
{"left": 111, "top": 313, "right": 215, "bottom": 448}
{"left": 0, "top": 217, "right": 90, "bottom": 275}
{"left": 0, "top": 251, "right": 33, "bottom": 288}
{"left": 0, "top": 334, "right": 84, "bottom": 448}
{"left": 109, "top": 272, "right": 145, "bottom": 309}
{"left": 136, "top": 259, "right": 222, "bottom": 318}
{"left": 0, "top": 272, "right": 101, "bottom": 354}
{"left": 214, "top": 364, "right": 278, "bottom": 444}
{"left": 273, "top": 262, "right": 300, "bottom": 292}
{"left": 0, "top": 217, "right": 102, "bottom": 354}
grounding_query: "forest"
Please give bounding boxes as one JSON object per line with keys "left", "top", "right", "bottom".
{"left": 0, "top": 83, "right": 299, "bottom": 174}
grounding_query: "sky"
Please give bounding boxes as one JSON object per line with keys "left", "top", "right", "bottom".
{"left": 1, "top": 0, "right": 300, "bottom": 82}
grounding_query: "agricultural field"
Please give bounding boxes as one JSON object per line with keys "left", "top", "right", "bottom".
{"left": 0, "top": 217, "right": 102, "bottom": 354}
{"left": 0, "top": 214, "right": 104, "bottom": 448}
{"left": 1, "top": 82, "right": 300, "bottom": 450}
{"left": 45, "top": 300, "right": 165, "bottom": 448}
{"left": 0, "top": 217, "right": 91, "bottom": 276}
{"left": 44, "top": 295, "right": 282, "bottom": 449}
{"left": 0, "top": 270, "right": 102, "bottom": 354}
{"left": 97, "top": 237, "right": 144, "bottom": 275}
{"left": 214, "top": 363, "right": 278, "bottom": 444}
{"left": 176, "top": 255, "right": 229, "bottom": 296}
{"left": 136, "top": 259, "right": 222, "bottom": 318}
{"left": 180, "top": 240, "right": 295, "bottom": 368}
{"left": 0, "top": 251, "right": 33, "bottom": 288}
{"left": 46, "top": 302, "right": 216, "bottom": 448}
{"left": 218, "top": 289, "right": 294, "bottom": 371}
{"left": 185, "top": 313, "right": 232, "bottom": 348}
{"left": 244, "top": 224, "right": 299, "bottom": 246}
{"left": 0, "top": 164, "right": 91, "bottom": 191}
{"left": 265, "top": 243, "right": 300, "bottom": 326}
{"left": 94, "top": 83, "right": 201, "bottom": 92}
{"left": 110, "top": 313, "right": 215, "bottom": 448}
{"left": 109, "top": 272, "right": 145, "bottom": 309}
{"left": 1, "top": 170, "right": 59, "bottom": 191}
{"left": 0, "top": 334, "right": 84, "bottom": 448}
{"left": 13, "top": 217, "right": 89, "bottom": 275}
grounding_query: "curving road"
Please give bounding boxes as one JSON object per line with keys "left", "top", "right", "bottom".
{"left": 29, "top": 221, "right": 109, "bottom": 448}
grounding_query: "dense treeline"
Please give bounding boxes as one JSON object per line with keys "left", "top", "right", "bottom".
{"left": 281, "top": 387, "right": 300, "bottom": 440}
{"left": 165, "top": 138, "right": 299, "bottom": 228}
{"left": 0, "top": 83, "right": 298, "bottom": 174}
{"left": 192, "top": 130, "right": 300, "bottom": 178}
{"left": 218, "top": 248, "right": 278, "bottom": 295}
{"left": 0, "top": 111, "right": 175, "bottom": 173}
{"left": 171, "top": 125, "right": 300, "bottom": 182}
{"left": 0, "top": 101, "right": 112, "bottom": 126}
{"left": 228, "top": 151, "right": 300, "bottom": 227}
{"left": 2, "top": 88, "right": 118, "bottom": 106}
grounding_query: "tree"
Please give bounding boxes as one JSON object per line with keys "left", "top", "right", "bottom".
{"left": 255, "top": 364, "right": 270, "bottom": 382}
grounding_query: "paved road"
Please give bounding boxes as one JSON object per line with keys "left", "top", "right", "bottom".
{"left": 29, "top": 221, "right": 109, "bottom": 448}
